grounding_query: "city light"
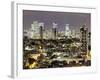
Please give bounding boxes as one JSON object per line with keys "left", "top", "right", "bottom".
{"left": 23, "top": 21, "right": 91, "bottom": 69}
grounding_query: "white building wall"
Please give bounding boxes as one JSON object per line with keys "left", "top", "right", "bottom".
{"left": 31, "top": 21, "right": 40, "bottom": 39}
{"left": 43, "top": 29, "right": 53, "bottom": 39}
{"left": 65, "top": 24, "right": 70, "bottom": 37}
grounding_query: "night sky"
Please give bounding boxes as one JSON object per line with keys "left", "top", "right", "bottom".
{"left": 23, "top": 10, "right": 91, "bottom": 32}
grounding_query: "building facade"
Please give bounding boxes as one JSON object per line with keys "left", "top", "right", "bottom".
{"left": 80, "top": 25, "right": 88, "bottom": 55}
{"left": 52, "top": 22, "right": 58, "bottom": 39}
{"left": 31, "top": 21, "right": 40, "bottom": 39}
{"left": 65, "top": 24, "right": 71, "bottom": 38}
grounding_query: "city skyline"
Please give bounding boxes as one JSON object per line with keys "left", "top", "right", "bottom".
{"left": 23, "top": 10, "right": 91, "bottom": 32}
{"left": 23, "top": 10, "right": 91, "bottom": 69}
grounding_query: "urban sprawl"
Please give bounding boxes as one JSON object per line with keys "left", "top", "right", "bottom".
{"left": 23, "top": 21, "right": 91, "bottom": 69}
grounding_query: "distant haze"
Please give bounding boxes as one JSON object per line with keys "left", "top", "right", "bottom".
{"left": 23, "top": 10, "right": 91, "bottom": 32}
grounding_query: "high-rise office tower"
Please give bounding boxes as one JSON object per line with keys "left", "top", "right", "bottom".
{"left": 71, "top": 30, "right": 76, "bottom": 38}
{"left": 88, "top": 32, "right": 91, "bottom": 51}
{"left": 43, "top": 29, "right": 53, "bottom": 39}
{"left": 31, "top": 21, "right": 40, "bottom": 39}
{"left": 52, "top": 22, "right": 57, "bottom": 39}
{"left": 65, "top": 24, "right": 71, "bottom": 38}
{"left": 80, "top": 24, "right": 88, "bottom": 55}
{"left": 39, "top": 22, "right": 44, "bottom": 40}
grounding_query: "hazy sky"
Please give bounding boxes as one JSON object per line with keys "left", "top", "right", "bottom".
{"left": 23, "top": 10, "right": 91, "bottom": 32}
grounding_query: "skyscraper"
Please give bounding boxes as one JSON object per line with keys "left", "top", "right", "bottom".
{"left": 43, "top": 29, "right": 53, "bottom": 39}
{"left": 39, "top": 22, "right": 44, "bottom": 40}
{"left": 52, "top": 22, "right": 58, "bottom": 39}
{"left": 65, "top": 24, "right": 71, "bottom": 38}
{"left": 88, "top": 32, "right": 91, "bottom": 51}
{"left": 80, "top": 24, "right": 88, "bottom": 55}
{"left": 31, "top": 21, "right": 40, "bottom": 39}
{"left": 71, "top": 30, "right": 76, "bottom": 38}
